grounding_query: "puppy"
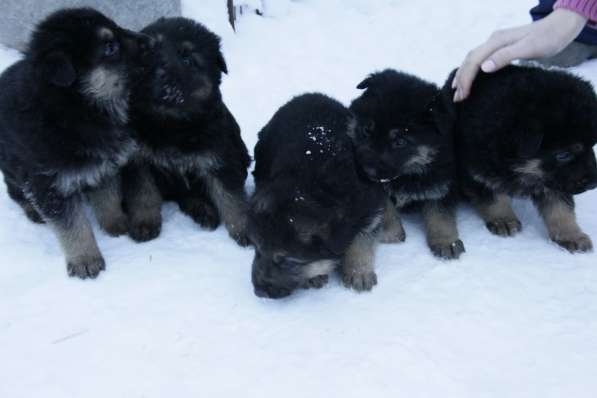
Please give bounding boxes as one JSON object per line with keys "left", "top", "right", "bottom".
{"left": 249, "top": 93, "right": 386, "bottom": 299}
{"left": 446, "top": 65, "right": 597, "bottom": 252}
{"left": 123, "top": 17, "right": 251, "bottom": 246}
{"left": 349, "top": 70, "right": 465, "bottom": 259}
{"left": 0, "top": 8, "right": 151, "bottom": 278}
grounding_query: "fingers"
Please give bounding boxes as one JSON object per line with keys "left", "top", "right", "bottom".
{"left": 484, "top": 40, "right": 536, "bottom": 72}
{"left": 453, "top": 27, "right": 526, "bottom": 102}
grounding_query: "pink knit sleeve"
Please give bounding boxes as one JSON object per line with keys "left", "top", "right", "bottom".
{"left": 555, "top": 0, "right": 597, "bottom": 21}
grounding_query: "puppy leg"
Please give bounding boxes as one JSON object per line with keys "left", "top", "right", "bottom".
{"left": 473, "top": 193, "right": 522, "bottom": 237}
{"left": 6, "top": 181, "right": 44, "bottom": 224}
{"left": 422, "top": 200, "right": 465, "bottom": 259}
{"left": 28, "top": 181, "right": 105, "bottom": 278}
{"left": 342, "top": 231, "right": 378, "bottom": 292}
{"left": 122, "top": 163, "right": 162, "bottom": 242}
{"left": 379, "top": 198, "right": 406, "bottom": 243}
{"left": 86, "top": 175, "right": 128, "bottom": 237}
{"left": 205, "top": 175, "right": 250, "bottom": 247}
{"left": 178, "top": 184, "right": 221, "bottom": 230}
{"left": 534, "top": 191, "right": 593, "bottom": 253}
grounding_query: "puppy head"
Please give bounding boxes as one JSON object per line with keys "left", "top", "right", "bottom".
{"left": 28, "top": 8, "right": 153, "bottom": 123}
{"left": 349, "top": 69, "right": 455, "bottom": 183}
{"left": 514, "top": 136, "right": 597, "bottom": 195}
{"left": 137, "top": 17, "right": 228, "bottom": 118}
{"left": 247, "top": 182, "right": 354, "bottom": 299}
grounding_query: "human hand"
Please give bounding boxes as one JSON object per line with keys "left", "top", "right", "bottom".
{"left": 453, "top": 8, "right": 588, "bottom": 102}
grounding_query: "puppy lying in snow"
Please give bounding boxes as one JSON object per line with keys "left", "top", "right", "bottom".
{"left": 122, "top": 17, "right": 251, "bottom": 246}
{"left": 447, "top": 65, "right": 597, "bottom": 253}
{"left": 0, "top": 8, "right": 152, "bottom": 278}
{"left": 249, "top": 93, "right": 386, "bottom": 299}
{"left": 350, "top": 69, "right": 465, "bottom": 260}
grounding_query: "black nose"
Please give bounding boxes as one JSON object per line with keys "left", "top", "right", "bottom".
{"left": 586, "top": 180, "right": 597, "bottom": 191}
{"left": 363, "top": 165, "right": 378, "bottom": 179}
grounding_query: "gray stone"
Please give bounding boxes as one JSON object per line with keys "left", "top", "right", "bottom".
{"left": 0, "top": 0, "right": 182, "bottom": 51}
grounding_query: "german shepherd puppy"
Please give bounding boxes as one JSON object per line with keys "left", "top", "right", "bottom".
{"left": 249, "top": 93, "right": 386, "bottom": 299}
{"left": 349, "top": 70, "right": 465, "bottom": 259}
{"left": 0, "top": 8, "right": 152, "bottom": 278}
{"left": 446, "top": 65, "right": 597, "bottom": 252}
{"left": 123, "top": 17, "right": 251, "bottom": 246}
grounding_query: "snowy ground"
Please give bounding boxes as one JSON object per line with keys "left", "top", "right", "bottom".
{"left": 2, "top": 1, "right": 597, "bottom": 397}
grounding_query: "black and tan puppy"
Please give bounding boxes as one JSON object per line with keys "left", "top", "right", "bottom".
{"left": 349, "top": 70, "right": 465, "bottom": 259}
{"left": 123, "top": 17, "right": 251, "bottom": 246}
{"left": 446, "top": 65, "right": 597, "bottom": 252}
{"left": 0, "top": 8, "right": 152, "bottom": 278}
{"left": 249, "top": 93, "right": 386, "bottom": 299}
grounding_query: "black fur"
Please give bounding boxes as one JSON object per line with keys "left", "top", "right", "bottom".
{"left": 350, "top": 69, "right": 464, "bottom": 259}
{"left": 249, "top": 93, "right": 386, "bottom": 299}
{"left": 446, "top": 65, "right": 597, "bottom": 251}
{"left": 123, "top": 17, "right": 251, "bottom": 245}
{"left": 0, "top": 8, "right": 152, "bottom": 278}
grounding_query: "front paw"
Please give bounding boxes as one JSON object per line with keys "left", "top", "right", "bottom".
{"left": 303, "top": 274, "right": 329, "bottom": 289}
{"left": 180, "top": 199, "right": 221, "bottom": 230}
{"left": 129, "top": 218, "right": 161, "bottom": 242}
{"left": 553, "top": 232, "right": 593, "bottom": 253}
{"left": 342, "top": 270, "right": 378, "bottom": 292}
{"left": 101, "top": 214, "right": 129, "bottom": 237}
{"left": 429, "top": 239, "right": 465, "bottom": 260}
{"left": 67, "top": 255, "right": 106, "bottom": 279}
{"left": 228, "top": 228, "right": 251, "bottom": 247}
{"left": 379, "top": 224, "right": 406, "bottom": 244}
{"left": 486, "top": 218, "right": 522, "bottom": 237}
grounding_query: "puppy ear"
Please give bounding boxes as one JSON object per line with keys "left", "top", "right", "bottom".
{"left": 217, "top": 51, "right": 228, "bottom": 74}
{"left": 42, "top": 51, "right": 76, "bottom": 87}
{"left": 356, "top": 76, "right": 372, "bottom": 90}
{"left": 430, "top": 85, "right": 456, "bottom": 136}
{"left": 517, "top": 131, "right": 544, "bottom": 159}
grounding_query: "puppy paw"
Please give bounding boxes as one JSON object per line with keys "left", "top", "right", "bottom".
{"left": 24, "top": 206, "right": 45, "bottom": 224}
{"left": 429, "top": 239, "right": 465, "bottom": 260}
{"left": 486, "top": 218, "right": 522, "bottom": 237}
{"left": 342, "top": 270, "right": 378, "bottom": 292}
{"left": 553, "top": 232, "right": 593, "bottom": 253}
{"left": 228, "top": 229, "right": 251, "bottom": 247}
{"left": 129, "top": 219, "right": 162, "bottom": 242}
{"left": 67, "top": 255, "right": 106, "bottom": 279}
{"left": 379, "top": 225, "right": 406, "bottom": 244}
{"left": 303, "top": 274, "right": 329, "bottom": 289}
{"left": 101, "top": 214, "right": 129, "bottom": 237}
{"left": 180, "top": 199, "right": 221, "bottom": 230}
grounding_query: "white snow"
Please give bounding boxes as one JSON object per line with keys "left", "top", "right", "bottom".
{"left": 2, "top": 1, "right": 597, "bottom": 397}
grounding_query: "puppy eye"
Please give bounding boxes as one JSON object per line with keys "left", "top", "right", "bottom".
{"left": 393, "top": 137, "right": 408, "bottom": 149}
{"left": 272, "top": 253, "right": 286, "bottom": 265}
{"left": 182, "top": 55, "right": 193, "bottom": 66}
{"left": 104, "top": 40, "right": 120, "bottom": 57}
{"left": 556, "top": 151, "right": 574, "bottom": 163}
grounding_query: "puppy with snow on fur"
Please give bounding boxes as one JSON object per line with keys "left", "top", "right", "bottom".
{"left": 249, "top": 93, "right": 387, "bottom": 299}
{"left": 350, "top": 69, "right": 464, "bottom": 260}
{"left": 447, "top": 65, "right": 597, "bottom": 253}
{"left": 122, "top": 17, "right": 251, "bottom": 246}
{"left": 0, "top": 8, "right": 153, "bottom": 278}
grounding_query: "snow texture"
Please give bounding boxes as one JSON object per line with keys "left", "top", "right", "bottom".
{"left": 1, "top": 1, "right": 597, "bottom": 397}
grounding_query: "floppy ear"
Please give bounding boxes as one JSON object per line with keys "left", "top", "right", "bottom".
{"left": 42, "top": 51, "right": 76, "bottom": 87}
{"left": 217, "top": 51, "right": 228, "bottom": 74}
{"left": 517, "top": 131, "right": 544, "bottom": 159}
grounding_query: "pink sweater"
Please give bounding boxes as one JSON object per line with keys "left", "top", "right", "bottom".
{"left": 555, "top": 0, "right": 597, "bottom": 21}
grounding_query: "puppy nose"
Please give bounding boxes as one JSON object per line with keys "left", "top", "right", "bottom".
{"left": 586, "top": 180, "right": 597, "bottom": 191}
{"left": 363, "top": 165, "right": 378, "bottom": 178}
{"left": 156, "top": 68, "right": 167, "bottom": 80}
